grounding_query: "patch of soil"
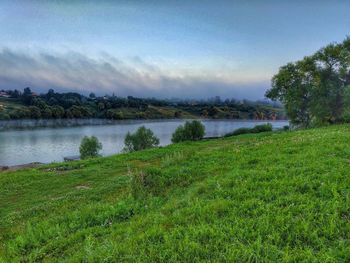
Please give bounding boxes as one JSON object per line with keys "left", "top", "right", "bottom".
{"left": 75, "top": 185, "right": 91, "bottom": 190}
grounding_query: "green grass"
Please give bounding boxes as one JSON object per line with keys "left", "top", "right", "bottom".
{"left": 1, "top": 125, "right": 350, "bottom": 261}
{"left": 0, "top": 97, "right": 28, "bottom": 120}
{"left": 0, "top": 98, "right": 26, "bottom": 111}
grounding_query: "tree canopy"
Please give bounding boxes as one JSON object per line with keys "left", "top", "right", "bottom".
{"left": 0, "top": 88, "right": 285, "bottom": 121}
{"left": 266, "top": 37, "right": 350, "bottom": 127}
{"left": 79, "top": 136, "right": 102, "bottom": 159}
{"left": 123, "top": 126, "right": 160, "bottom": 152}
{"left": 171, "top": 120, "right": 205, "bottom": 143}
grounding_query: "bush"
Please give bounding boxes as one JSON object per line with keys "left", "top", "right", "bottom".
{"left": 251, "top": 123, "right": 272, "bottom": 133}
{"left": 79, "top": 136, "right": 102, "bottom": 159}
{"left": 283, "top": 125, "right": 290, "bottom": 131}
{"left": 106, "top": 109, "right": 124, "bottom": 120}
{"left": 130, "top": 167, "right": 188, "bottom": 198}
{"left": 130, "top": 168, "right": 163, "bottom": 198}
{"left": 0, "top": 112, "right": 10, "bottom": 120}
{"left": 123, "top": 126, "right": 159, "bottom": 152}
{"left": 161, "top": 151, "right": 185, "bottom": 167}
{"left": 29, "top": 106, "right": 42, "bottom": 119}
{"left": 171, "top": 120, "right": 205, "bottom": 143}
{"left": 51, "top": 105, "right": 65, "bottom": 118}
{"left": 225, "top": 123, "right": 273, "bottom": 137}
{"left": 225, "top": 127, "right": 252, "bottom": 137}
{"left": 171, "top": 125, "right": 186, "bottom": 143}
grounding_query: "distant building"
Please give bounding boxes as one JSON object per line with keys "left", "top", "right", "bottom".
{"left": 0, "top": 91, "right": 10, "bottom": 98}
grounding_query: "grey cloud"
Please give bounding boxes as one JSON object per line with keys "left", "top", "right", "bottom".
{"left": 0, "top": 49, "right": 268, "bottom": 99}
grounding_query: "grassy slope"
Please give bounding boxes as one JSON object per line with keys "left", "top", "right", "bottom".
{"left": 0, "top": 98, "right": 26, "bottom": 111}
{"left": 1, "top": 125, "right": 350, "bottom": 262}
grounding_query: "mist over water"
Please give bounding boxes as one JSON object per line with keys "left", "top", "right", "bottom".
{"left": 0, "top": 119, "right": 288, "bottom": 166}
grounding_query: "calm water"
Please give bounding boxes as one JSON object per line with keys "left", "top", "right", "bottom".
{"left": 0, "top": 119, "right": 288, "bottom": 166}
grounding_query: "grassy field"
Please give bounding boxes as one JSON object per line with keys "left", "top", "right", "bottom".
{"left": 1, "top": 125, "right": 350, "bottom": 261}
{"left": 0, "top": 97, "right": 26, "bottom": 110}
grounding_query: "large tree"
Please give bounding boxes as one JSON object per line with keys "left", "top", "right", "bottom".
{"left": 266, "top": 38, "right": 350, "bottom": 127}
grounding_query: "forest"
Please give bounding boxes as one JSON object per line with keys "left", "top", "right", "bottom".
{"left": 0, "top": 88, "right": 284, "bottom": 120}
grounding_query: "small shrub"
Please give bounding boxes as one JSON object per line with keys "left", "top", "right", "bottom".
{"left": 171, "top": 120, "right": 205, "bottom": 143}
{"left": 224, "top": 127, "right": 251, "bottom": 137}
{"left": 161, "top": 151, "right": 185, "bottom": 167}
{"left": 283, "top": 125, "right": 290, "bottom": 131}
{"left": 251, "top": 123, "right": 272, "bottom": 133}
{"left": 0, "top": 112, "right": 10, "bottom": 120}
{"left": 225, "top": 123, "right": 273, "bottom": 137}
{"left": 171, "top": 125, "right": 186, "bottom": 143}
{"left": 130, "top": 168, "right": 164, "bottom": 198}
{"left": 123, "top": 126, "right": 159, "bottom": 152}
{"left": 79, "top": 136, "right": 102, "bottom": 159}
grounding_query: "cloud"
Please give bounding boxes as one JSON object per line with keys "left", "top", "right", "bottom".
{"left": 0, "top": 49, "right": 268, "bottom": 99}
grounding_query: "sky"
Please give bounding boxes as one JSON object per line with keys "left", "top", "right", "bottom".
{"left": 0, "top": 0, "right": 349, "bottom": 99}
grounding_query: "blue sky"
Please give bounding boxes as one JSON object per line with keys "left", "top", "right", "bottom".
{"left": 0, "top": 0, "right": 349, "bottom": 99}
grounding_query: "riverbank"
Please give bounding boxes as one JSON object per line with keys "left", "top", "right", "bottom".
{"left": 0, "top": 117, "right": 287, "bottom": 130}
{"left": 0, "top": 119, "right": 288, "bottom": 166}
{"left": 0, "top": 162, "right": 43, "bottom": 172}
{"left": 0, "top": 124, "right": 348, "bottom": 261}
{"left": 0, "top": 118, "right": 141, "bottom": 130}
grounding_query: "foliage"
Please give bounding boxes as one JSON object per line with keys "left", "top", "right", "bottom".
{"left": 28, "top": 106, "right": 41, "bottom": 119}
{"left": 130, "top": 168, "right": 164, "bottom": 198}
{"left": 123, "top": 126, "right": 160, "bottom": 152}
{"left": 251, "top": 123, "right": 273, "bottom": 133}
{"left": 0, "top": 88, "right": 285, "bottom": 120}
{"left": 283, "top": 125, "right": 290, "bottom": 131}
{"left": 1, "top": 125, "right": 350, "bottom": 261}
{"left": 225, "top": 123, "right": 272, "bottom": 137}
{"left": 225, "top": 127, "right": 252, "bottom": 136}
{"left": 161, "top": 151, "right": 185, "bottom": 167}
{"left": 171, "top": 120, "right": 206, "bottom": 143}
{"left": 79, "top": 136, "right": 102, "bottom": 159}
{"left": 266, "top": 37, "right": 350, "bottom": 127}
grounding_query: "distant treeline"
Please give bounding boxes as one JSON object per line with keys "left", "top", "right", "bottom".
{"left": 0, "top": 88, "right": 285, "bottom": 120}
{"left": 266, "top": 37, "right": 350, "bottom": 127}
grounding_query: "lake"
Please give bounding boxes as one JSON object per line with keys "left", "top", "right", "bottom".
{"left": 0, "top": 119, "right": 288, "bottom": 166}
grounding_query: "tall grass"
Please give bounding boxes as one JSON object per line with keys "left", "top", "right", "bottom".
{"left": 1, "top": 125, "right": 350, "bottom": 261}
{"left": 224, "top": 123, "right": 272, "bottom": 137}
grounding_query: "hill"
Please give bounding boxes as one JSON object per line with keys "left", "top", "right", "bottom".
{"left": 0, "top": 89, "right": 285, "bottom": 121}
{"left": 1, "top": 125, "right": 350, "bottom": 261}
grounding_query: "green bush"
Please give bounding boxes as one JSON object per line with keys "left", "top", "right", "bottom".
{"left": 283, "top": 125, "right": 290, "bottom": 131}
{"left": 225, "top": 123, "right": 273, "bottom": 137}
{"left": 106, "top": 110, "right": 124, "bottom": 120}
{"left": 171, "top": 120, "right": 205, "bottom": 143}
{"left": 251, "top": 123, "right": 272, "bottom": 133}
{"left": 0, "top": 112, "right": 10, "bottom": 120}
{"left": 123, "top": 126, "right": 159, "bottom": 152}
{"left": 171, "top": 125, "right": 186, "bottom": 142}
{"left": 225, "top": 127, "right": 252, "bottom": 137}
{"left": 79, "top": 136, "right": 102, "bottom": 159}
{"left": 161, "top": 151, "right": 185, "bottom": 167}
{"left": 51, "top": 105, "right": 65, "bottom": 118}
{"left": 130, "top": 168, "right": 164, "bottom": 198}
{"left": 29, "top": 106, "right": 42, "bottom": 119}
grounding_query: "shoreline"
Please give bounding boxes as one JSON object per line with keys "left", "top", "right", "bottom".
{"left": 0, "top": 162, "right": 44, "bottom": 172}
{"left": 0, "top": 118, "right": 287, "bottom": 131}
{"left": 0, "top": 124, "right": 289, "bottom": 170}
